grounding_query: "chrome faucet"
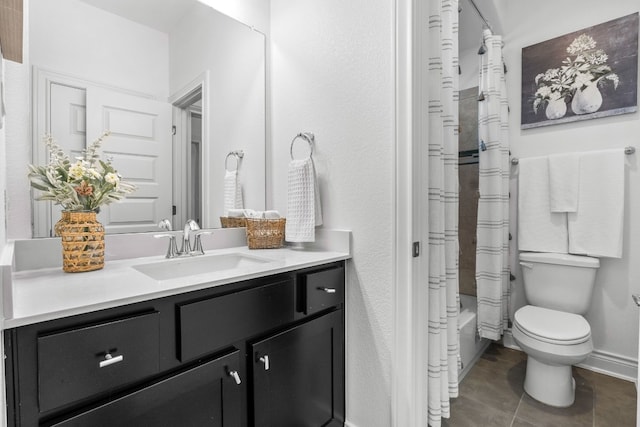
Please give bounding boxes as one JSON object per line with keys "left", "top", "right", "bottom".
{"left": 181, "top": 219, "right": 200, "bottom": 254}
{"left": 154, "top": 219, "right": 211, "bottom": 258}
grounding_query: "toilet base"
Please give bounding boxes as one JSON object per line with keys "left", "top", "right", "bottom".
{"left": 524, "top": 356, "right": 576, "bottom": 408}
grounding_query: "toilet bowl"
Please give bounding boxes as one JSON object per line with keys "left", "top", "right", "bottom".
{"left": 513, "top": 252, "right": 599, "bottom": 408}
{"left": 512, "top": 305, "right": 593, "bottom": 407}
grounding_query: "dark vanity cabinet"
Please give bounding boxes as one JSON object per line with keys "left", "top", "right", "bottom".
{"left": 4, "top": 261, "right": 345, "bottom": 427}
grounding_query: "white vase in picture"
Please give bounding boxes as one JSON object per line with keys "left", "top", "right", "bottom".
{"left": 571, "top": 82, "right": 603, "bottom": 115}
{"left": 545, "top": 98, "right": 567, "bottom": 120}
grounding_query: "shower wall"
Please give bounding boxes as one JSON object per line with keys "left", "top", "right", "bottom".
{"left": 458, "top": 87, "right": 479, "bottom": 297}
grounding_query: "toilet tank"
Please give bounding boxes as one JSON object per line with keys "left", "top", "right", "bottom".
{"left": 519, "top": 252, "right": 599, "bottom": 314}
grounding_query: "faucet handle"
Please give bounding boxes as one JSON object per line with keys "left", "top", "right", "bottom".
{"left": 154, "top": 233, "right": 179, "bottom": 258}
{"left": 158, "top": 219, "right": 173, "bottom": 231}
{"left": 192, "top": 231, "right": 212, "bottom": 255}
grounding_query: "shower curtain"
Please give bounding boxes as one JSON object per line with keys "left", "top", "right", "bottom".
{"left": 475, "top": 29, "right": 510, "bottom": 341}
{"left": 426, "top": 0, "right": 459, "bottom": 426}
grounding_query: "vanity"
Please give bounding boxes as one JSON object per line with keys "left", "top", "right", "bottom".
{"left": 1, "top": 229, "right": 350, "bottom": 427}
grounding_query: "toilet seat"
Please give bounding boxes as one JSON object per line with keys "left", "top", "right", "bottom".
{"left": 514, "top": 305, "right": 591, "bottom": 345}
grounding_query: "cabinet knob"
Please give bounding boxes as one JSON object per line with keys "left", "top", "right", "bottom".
{"left": 318, "top": 287, "right": 336, "bottom": 294}
{"left": 259, "top": 355, "right": 270, "bottom": 371}
{"left": 228, "top": 370, "right": 242, "bottom": 385}
{"left": 99, "top": 352, "right": 124, "bottom": 368}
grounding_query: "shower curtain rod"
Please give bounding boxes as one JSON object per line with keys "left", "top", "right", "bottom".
{"left": 466, "top": 0, "right": 494, "bottom": 33}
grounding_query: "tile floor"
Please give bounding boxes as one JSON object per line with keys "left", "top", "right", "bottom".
{"left": 443, "top": 343, "right": 637, "bottom": 427}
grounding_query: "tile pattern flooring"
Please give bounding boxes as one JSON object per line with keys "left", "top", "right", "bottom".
{"left": 443, "top": 344, "right": 637, "bottom": 426}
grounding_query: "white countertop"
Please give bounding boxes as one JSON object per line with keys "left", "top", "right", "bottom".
{"left": 2, "top": 229, "right": 351, "bottom": 329}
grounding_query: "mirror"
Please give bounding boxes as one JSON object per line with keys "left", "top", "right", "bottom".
{"left": 29, "top": 0, "right": 266, "bottom": 237}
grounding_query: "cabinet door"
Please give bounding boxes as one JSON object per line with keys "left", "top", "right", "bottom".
{"left": 48, "top": 350, "right": 243, "bottom": 427}
{"left": 252, "top": 311, "right": 344, "bottom": 427}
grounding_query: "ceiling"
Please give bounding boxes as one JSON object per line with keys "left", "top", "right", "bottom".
{"left": 80, "top": 0, "right": 502, "bottom": 57}
{"left": 79, "top": 0, "right": 195, "bottom": 33}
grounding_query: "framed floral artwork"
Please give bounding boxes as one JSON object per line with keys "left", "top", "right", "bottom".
{"left": 521, "top": 13, "right": 638, "bottom": 129}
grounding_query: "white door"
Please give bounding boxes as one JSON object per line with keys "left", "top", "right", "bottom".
{"left": 86, "top": 88, "right": 172, "bottom": 234}
{"left": 47, "top": 83, "right": 87, "bottom": 235}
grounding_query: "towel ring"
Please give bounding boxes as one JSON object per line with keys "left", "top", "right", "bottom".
{"left": 225, "top": 150, "right": 244, "bottom": 172}
{"left": 290, "top": 132, "right": 315, "bottom": 160}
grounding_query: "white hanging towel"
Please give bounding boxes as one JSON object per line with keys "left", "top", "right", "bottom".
{"left": 286, "top": 157, "right": 322, "bottom": 242}
{"left": 517, "top": 156, "right": 568, "bottom": 253}
{"left": 223, "top": 170, "right": 243, "bottom": 216}
{"left": 548, "top": 153, "right": 580, "bottom": 212}
{"left": 568, "top": 149, "right": 625, "bottom": 258}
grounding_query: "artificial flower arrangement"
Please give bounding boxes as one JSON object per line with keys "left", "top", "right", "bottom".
{"left": 28, "top": 131, "right": 136, "bottom": 211}
{"left": 533, "top": 34, "right": 619, "bottom": 114}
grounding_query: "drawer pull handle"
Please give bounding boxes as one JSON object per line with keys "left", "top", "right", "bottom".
{"left": 259, "top": 355, "right": 270, "bottom": 371}
{"left": 99, "top": 353, "right": 124, "bottom": 368}
{"left": 318, "top": 287, "right": 336, "bottom": 294}
{"left": 229, "top": 370, "right": 242, "bottom": 385}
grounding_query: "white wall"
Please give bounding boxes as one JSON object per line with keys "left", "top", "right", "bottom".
{"left": 30, "top": 0, "right": 169, "bottom": 99}
{"left": 170, "top": 2, "right": 266, "bottom": 225}
{"left": 270, "top": 0, "right": 395, "bottom": 426}
{"left": 504, "top": 0, "right": 640, "bottom": 376}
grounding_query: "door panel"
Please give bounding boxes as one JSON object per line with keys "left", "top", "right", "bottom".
{"left": 252, "top": 311, "right": 344, "bottom": 427}
{"left": 48, "top": 84, "right": 87, "bottom": 235}
{"left": 86, "top": 88, "right": 172, "bottom": 234}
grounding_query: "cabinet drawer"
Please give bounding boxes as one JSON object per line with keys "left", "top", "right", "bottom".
{"left": 49, "top": 350, "right": 242, "bottom": 427}
{"left": 178, "top": 279, "right": 295, "bottom": 361}
{"left": 300, "top": 266, "right": 345, "bottom": 315}
{"left": 38, "top": 312, "right": 160, "bottom": 413}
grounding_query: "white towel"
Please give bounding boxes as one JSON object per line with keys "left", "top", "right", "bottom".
{"left": 548, "top": 153, "right": 580, "bottom": 212}
{"left": 517, "top": 156, "right": 568, "bottom": 253}
{"left": 263, "top": 210, "right": 281, "bottom": 219}
{"left": 286, "top": 157, "right": 323, "bottom": 242}
{"left": 568, "top": 149, "right": 625, "bottom": 258}
{"left": 223, "top": 170, "right": 243, "bottom": 216}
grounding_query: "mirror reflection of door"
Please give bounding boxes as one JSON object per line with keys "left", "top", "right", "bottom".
{"left": 39, "top": 78, "right": 172, "bottom": 237}
{"left": 189, "top": 107, "right": 202, "bottom": 225}
{"left": 171, "top": 86, "right": 204, "bottom": 230}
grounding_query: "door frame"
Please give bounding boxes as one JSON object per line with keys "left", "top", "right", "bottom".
{"left": 169, "top": 71, "right": 210, "bottom": 229}
{"left": 392, "top": 0, "right": 429, "bottom": 426}
{"left": 31, "top": 67, "right": 154, "bottom": 237}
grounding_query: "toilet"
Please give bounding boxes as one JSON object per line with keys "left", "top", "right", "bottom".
{"left": 512, "top": 252, "right": 599, "bottom": 408}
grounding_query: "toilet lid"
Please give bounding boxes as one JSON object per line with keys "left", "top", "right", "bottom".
{"left": 514, "top": 305, "right": 591, "bottom": 345}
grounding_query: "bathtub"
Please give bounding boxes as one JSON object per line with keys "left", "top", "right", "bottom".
{"left": 458, "top": 294, "right": 490, "bottom": 381}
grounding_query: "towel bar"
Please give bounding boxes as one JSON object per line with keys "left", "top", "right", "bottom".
{"left": 290, "top": 132, "right": 315, "bottom": 160}
{"left": 510, "top": 146, "right": 635, "bottom": 165}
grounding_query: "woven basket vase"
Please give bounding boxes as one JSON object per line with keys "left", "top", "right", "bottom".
{"left": 59, "top": 211, "right": 105, "bottom": 273}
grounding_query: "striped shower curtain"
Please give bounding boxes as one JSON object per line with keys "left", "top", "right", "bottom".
{"left": 427, "top": 0, "right": 459, "bottom": 426}
{"left": 475, "top": 29, "right": 510, "bottom": 341}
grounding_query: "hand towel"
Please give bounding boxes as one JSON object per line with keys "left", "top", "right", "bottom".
{"left": 263, "top": 210, "right": 281, "bottom": 219}
{"left": 568, "top": 149, "right": 625, "bottom": 258}
{"left": 227, "top": 208, "right": 245, "bottom": 218}
{"left": 223, "top": 170, "right": 243, "bottom": 216}
{"left": 286, "top": 157, "right": 323, "bottom": 242}
{"left": 517, "top": 156, "right": 568, "bottom": 253}
{"left": 548, "top": 153, "right": 580, "bottom": 212}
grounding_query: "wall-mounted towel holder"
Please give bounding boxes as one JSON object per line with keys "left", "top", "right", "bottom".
{"left": 290, "top": 132, "right": 315, "bottom": 160}
{"left": 510, "top": 146, "right": 636, "bottom": 165}
{"left": 225, "top": 150, "right": 244, "bottom": 171}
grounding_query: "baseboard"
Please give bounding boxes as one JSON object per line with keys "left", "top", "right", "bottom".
{"left": 578, "top": 350, "right": 637, "bottom": 382}
{"left": 344, "top": 421, "right": 359, "bottom": 427}
{"left": 502, "top": 330, "right": 637, "bottom": 382}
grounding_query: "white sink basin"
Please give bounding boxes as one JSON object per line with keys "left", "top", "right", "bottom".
{"left": 133, "top": 253, "right": 273, "bottom": 281}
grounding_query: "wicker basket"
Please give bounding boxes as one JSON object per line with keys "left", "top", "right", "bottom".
{"left": 220, "top": 216, "right": 248, "bottom": 228}
{"left": 59, "top": 211, "right": 105, "bottom": 273}
{"left": 245, "top": 218, "right": 286, "bottom": 249}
